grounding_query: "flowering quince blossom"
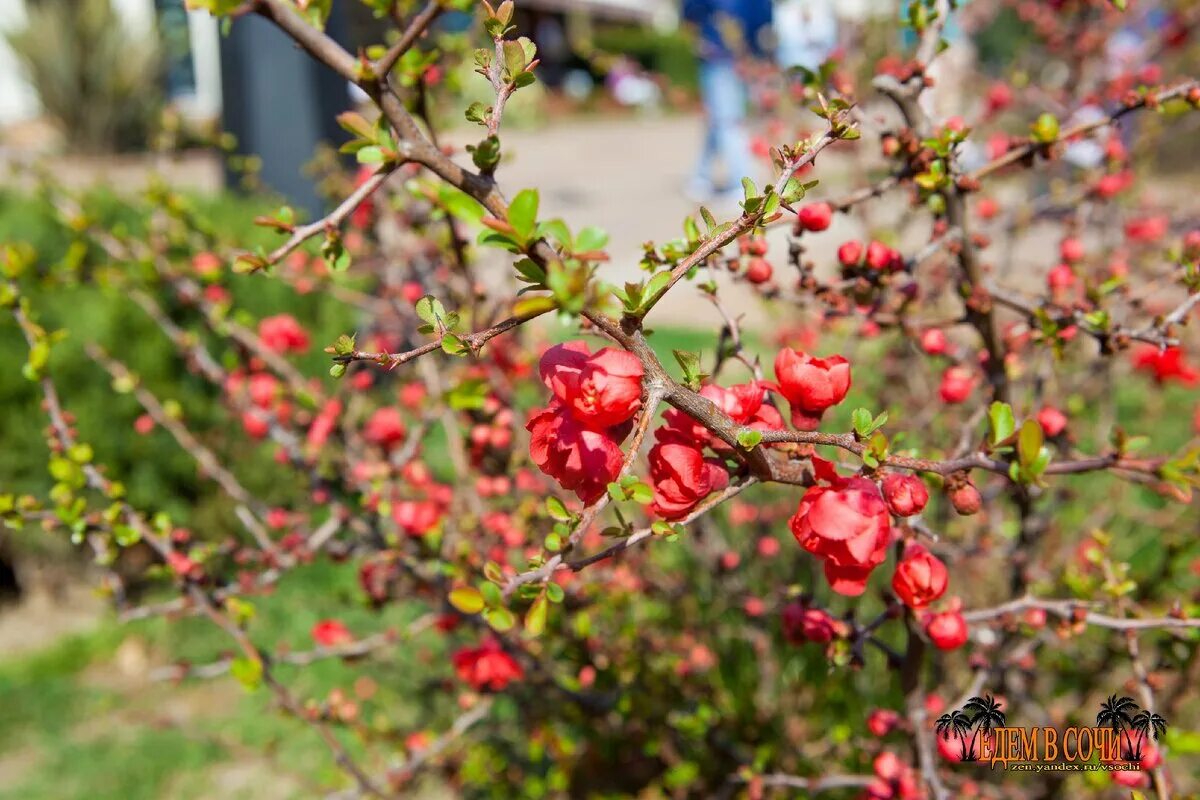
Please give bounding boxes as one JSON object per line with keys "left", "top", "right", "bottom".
{"left": 527, "top": 342, "right": 644, "bottom": 501}
{"left": 891, "top": 543, "right": 949, "bottom": 609}
{"left": 257, "top": 314, "right": 310, "bottom": 354}
{"left": 881, "top": 473, "right": 929, "bottom": 517}
{"left": 773, "top": 348, "right": 852, "bottom": 430}
{"left": 1037, "top": 405, "right": 1068, "bottom": 437}
{"left": 451, "top": 638, "right": 524, "bottom": 691}
{"left": 648, "top": 442, "right": 729, "bottom": 520}
{"left": 867, "top": 708, "right": 901, "bottom": 737}
{"left": 527, "top": 404, "right": 630, "bottom": 502}
{"left": 538, "top": 342, "right": 644, "bottom": 429}
{"left": 1133, "top": 345, "right": 1200, "bottom": 385}
{"left": 656, "top": 381, "right": 783, "bottom": 449}
{"left": 363, "top": 407, "right": 407, "bottom": 449}
{"left": 392, "top": 499, "right": 443, "bottom": 537}
{"left": 938, "top": 365, "right": 976, "bottom": 404}
{"left": 311, "top": 619, "right": 353, "bottom": 648}
{"left": 863, "top": 751, "right": 920, "bottom": 800}
{"left": 781, "top": 602, "right": 840, "bottom": 644}
{"left": 790, "top": 476, "right": 892, "bottom": 596}
{"left": 923, "top": 602, "right": 969, "bottom": 650}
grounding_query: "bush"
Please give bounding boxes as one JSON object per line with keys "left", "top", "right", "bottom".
{"left": 3, "top": 0, "right": 1200, "bottom": 798}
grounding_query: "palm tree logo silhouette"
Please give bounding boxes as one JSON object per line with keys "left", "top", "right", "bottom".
{"left": 1130, "top": 709, "right": 1168, "bottom": 761}
{"left": 1096, "top": 695, "right": 1140, "bottom": 760}
{"left": 937, "top": 695, "right": 1006, "bottom": 762}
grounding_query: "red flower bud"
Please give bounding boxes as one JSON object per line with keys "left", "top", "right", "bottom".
{"left": 1036, "top": 406, "right": 1068, "bottom": 437}
{"left": 924, "top": 608, "right": 969, "bottom": 650}
{"left": 920, "top": 328, "right": 948, "bottom": 355}
{"left": 837, "top": 240, "right": 864, "bottom": 267}
{"left": 949, "top": 481, "right": 982, "bottom": 516}
{"left": 745, "top": 257, "right": 773, "bottom": 284}
{"left": 798, "top": 202, "right": 834, "bottom": 232}
{"left": 938, "top": 366, "right": 976, "bottom": 404}
{"left": 1059, "top": 237, "right": 1085, "bottom": 263}
{"left": 865, "top": 240, "right": 894, "bottom": 270}
{"left": 312, "top": 619, "right": 353, "bottom": 648}
{"left": 781, "top": 602, "right": 839, "bottom": 644}
{"left": 881, "top": 473, "right": 929, "bottom": 517}
{"left": 892, "top": 543, "right": 949, "bottom": 608}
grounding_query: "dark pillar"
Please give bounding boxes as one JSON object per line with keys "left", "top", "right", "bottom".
{"left": 218, "top": 8, "right": 352, "bottom": 218}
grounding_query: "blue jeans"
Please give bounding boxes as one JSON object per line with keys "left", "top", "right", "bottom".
{"left": 692, "top": 60, "right": 752, "bottom": 194}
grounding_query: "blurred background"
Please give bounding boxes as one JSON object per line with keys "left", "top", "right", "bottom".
{"left": 1, "top": 1, "right": 1199, "bottom": 798}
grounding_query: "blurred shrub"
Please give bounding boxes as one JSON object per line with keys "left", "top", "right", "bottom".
{"left": 5, "top": 0, "right": 163, "bottom": 152}
{"left": 0, "top": 188, "right": 356, "bottom": 556}
{"left": 591, "top": 26, "right": 699, "bottom": 93}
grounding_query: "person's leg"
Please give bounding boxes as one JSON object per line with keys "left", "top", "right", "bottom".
{"left": 688, "top": 61, "right": 721, "bottom": 199}
{"left": 706, "top": 60, "right": 752, "bottom": 192}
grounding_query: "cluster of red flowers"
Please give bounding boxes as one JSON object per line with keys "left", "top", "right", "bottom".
{"left": 527, "top": 342, "right": 644, "bottom": 501}
{"left": 651, "top": 381, "right": 784, "bottom": 519}
{"left": 451, "top": 638, "right": 524, "bottom": 691}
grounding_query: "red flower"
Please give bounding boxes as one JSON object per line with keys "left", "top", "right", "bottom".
{"left": 349, "top": 166, "right": 378, "bottom": 229}
{"left": 881, "top": 473, "right": 929, "bottom": 517}
{"left": 790, "top": 477, "right": 891, "bottom": 596}
{"left": 774, "top": 348, "right": 852, "bottom": 430}
{"left": 865, "top": 240, "right": 899, "bottom": 271}
{"left": 392, "top": 499, "right": 442, "bottom": 537}
{"left": 307, "top": 399, "right": 342, "bottom": 449}
{"left": 527, "top": 403, "right": 628, "bottom": 502}
{"left": 657, "top": 381, "right": 783, "bottom": 448}
{"left": 938, "top": 365, "right": 976, "bottom": 404}
{"left": 837, "top": 240, "right": 863, "bottom": 267}
{"left": 1037, "top": 406, "right": 1068, "bottom": 437}
{"left": 648, "top": 443, "right": 729, "bottom": 520}
{"left": 539, "top": 341, "right": 643, "bottom": 429}
{"left": 364, "top": 407, "right": 407, "bottom": 449}
{"left": 257, "top": 314, "right": 310, "bottom": 354}
{"left": 451, "top": 638, "right": 524, "bottom": 691}
{"left": 920, "top": 328, "right": 948, "bottom": 355}
{"left": 798, "top": 202, "right": 833, "bottom": 232}
{"left": 863, "top": 752, "right": 920, "bottom": 800}
{"left": 1133, "top": 345, "right": 1199, "bottom": 385}
{"left": 1125, "top": 215, "right": 1169, "bottom": 243}
{"left": 867, "top": 708, "right": 901, "bottom": 737}
{"left": 781, "top": 602, "right": 839, "bottom": 644}
{"left": 892, "top": 543, "right": 948, "bottom": 609}
{"left": 924, "top": 607, "right": 969, "bottom": 650}
{"left": 311, "top": 619, "right": 353, "bottom": 648}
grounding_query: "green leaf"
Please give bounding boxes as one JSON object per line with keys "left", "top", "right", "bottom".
{"left": 356, "top": 146, "right": 386, "bottom": 165}
{"left": 988, "top": 401, "right": 1015, "bottom": 446}
{"left": 545, "top": 582, "right": 565, "bottom": 603}
{"left": 524, "top": 593, "right": 548, "bottom": 636}
{"left": 507, "top": 189, "right": 539, "bottom": 241}
{"left": 574, "top": 226, "right": 609, "bottom": 252}
{"left": 441, "top": 333, "right": 467, "bottom": 355}
{"left": 1018, "top": 418, "right": 1044, "bottom": 467}
{"left": 628, "top": 482, "right": 654, "bottom": 504}
{"left": 607, "top": 482, "right": 625, "bottom": 503}
{"left": 513, "top": 295, "right": 557, "bottom": 319}
{"left": 483, "top": 606, "right": 515, "bottom": 632}
{"left": 449, "top": 586, "right": 485, "bottom": 614}
{"left": 851, "top": 408, "right": 872, "bottom": 436}
{"left": 229, "top": 656, "right": 263, "bottom": 691}
{"left": 415, "top": 295, "right": 446, "bottom": 326}
{"left": 741, "top": 177, "right": 758, "bottom": 200}
{"left": 545, "top": 496, "right": 571, "bottom": 521}
{"left": 737, "top": 429, "right": 763, "bottom": 450}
